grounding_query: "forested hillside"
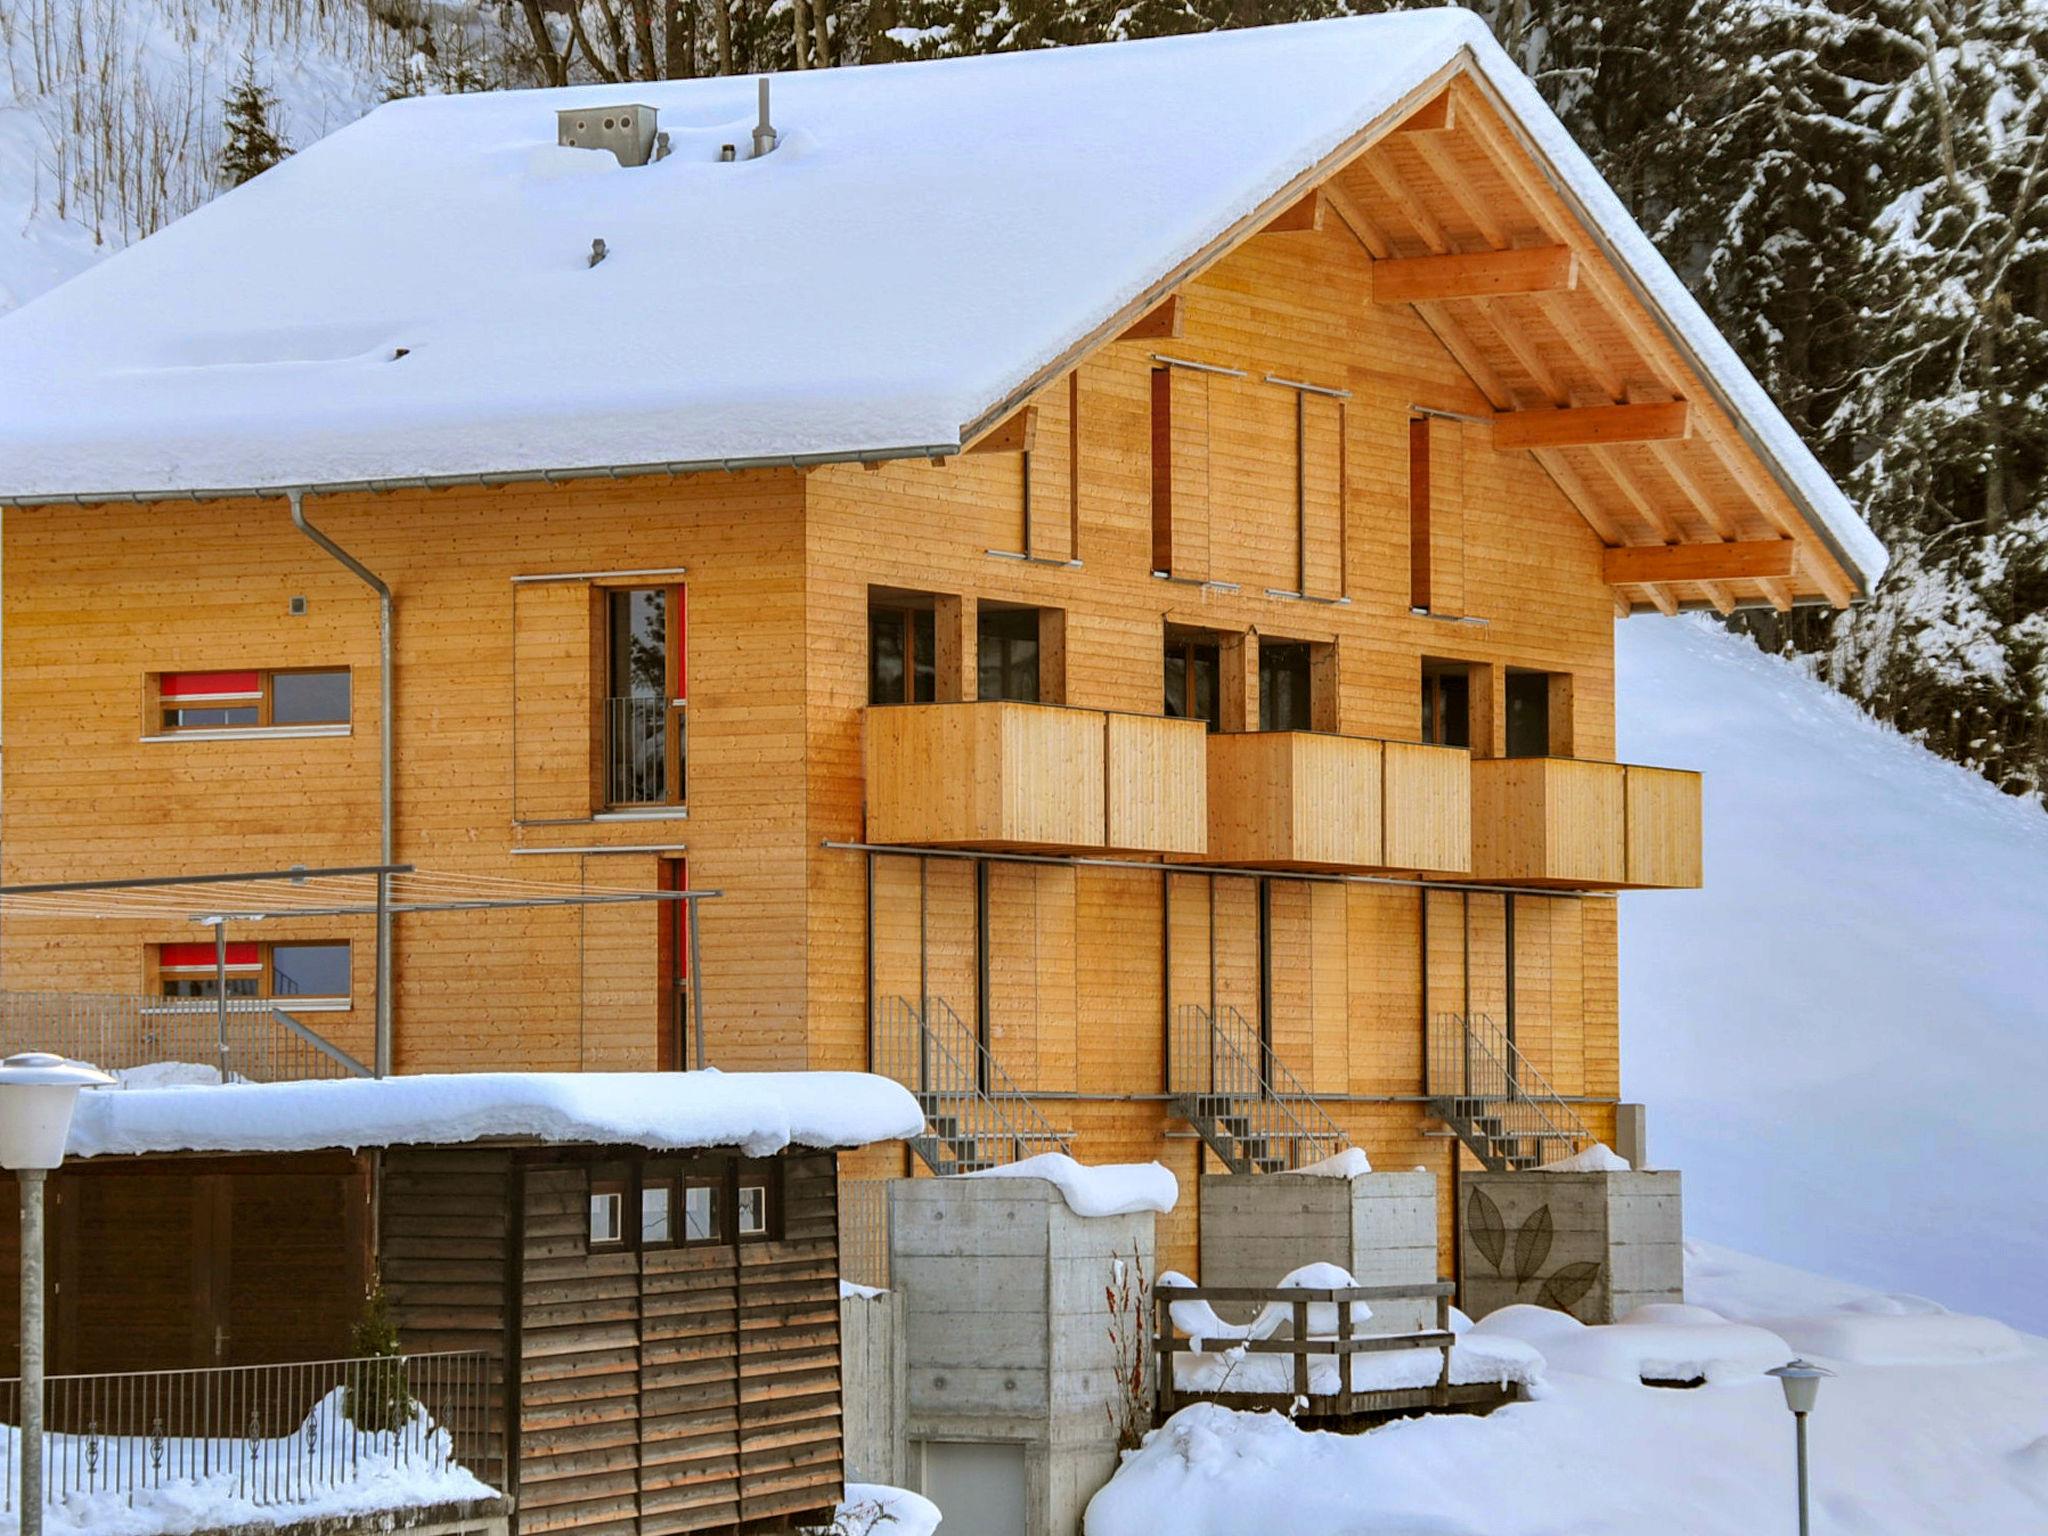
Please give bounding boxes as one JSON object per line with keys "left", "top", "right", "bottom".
{"left": 3, "top": 0, "right": 2042, "bottom": 801}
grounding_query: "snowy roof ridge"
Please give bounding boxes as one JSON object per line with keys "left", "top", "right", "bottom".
{"left": 65, "top": 1068, "right": 925, "bottom": 1160}
{"left": 0, "top": 13, "right": 1882, "bottom": 587}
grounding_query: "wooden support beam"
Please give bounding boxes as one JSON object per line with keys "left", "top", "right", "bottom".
{"left": 1601, "top": 540, "right": 1797, "bottom": 586}
{"left": 1476, "top": 299, "right": 1566, "bottom": 405}
{"left": 1117, "top": 296, "right": 1182, "bottom": 343}
{"left": 1494, "top": 400, "right": 1691, "bottom": 451}
{"left": 1587, "top": 451, "right": 1682, "bottom": 543}
{"left": 1759, "top": 576, "right": 1796, "bottom": 613}
{"left": 1366, "top": 158, "right": 1450, "bottom": 253}
{"left": 1415, "top": 304, "right": 1514, "bottom": 410}
{"left": 1530, "top": 449, "right": 1627, "bottom": 545}
{"left": 1371, "top": 246, "right": 1578, "bottom": 305}
{"left": 1396, "top": 91, "right": 1455, "bottom": 133}
{"left": 1323, "top": 184, "right": 1393, "bottom": 259}
{"left": 1409, "top": 134, "right": 1508, "bottom": 250}
{"left": 1700, "top": 581, "right": 1737, "bottom": 616}
{"left": 965, "top": 406, "right": 1036, "bottom": 455}
{"left": 1261, "top": 189, "right": 1325, "bottom": 235}
{"left": 1646, "top": 442, "right": 1740, "bottom": 541}
{"left": 1645, "top": 583, "right": 1680, "bottom": 617}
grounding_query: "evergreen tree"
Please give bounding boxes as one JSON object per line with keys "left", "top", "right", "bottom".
{"left": 218, "top": 52, "right": 291, "bottom": 187}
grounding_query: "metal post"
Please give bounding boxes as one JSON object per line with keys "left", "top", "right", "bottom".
{"left": 685, "top": 899, "right": 705, "bottom": 1071}
{"left": 373, "top": 871, "right": 391, "bottom": 1078}
{"left": 214, "top": 924, "right": 230, "bottom": 1082}
{"left": 20, "top": 1168, "right": 44, "bottom": 1536}
{"left": 1794, "top": 1417, "right": 1810, "bottom": 1536}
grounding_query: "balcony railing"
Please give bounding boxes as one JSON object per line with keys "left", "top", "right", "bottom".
{"left": 1205, "top": 731, "right": 1470, "bottom": 874}
{"left": 605, "top": 694, "right": 685, "bottom": 808}
{"left": 1470, "top": 757, "right": 1701, "bottom": 888}
{"left": 0, "top": 992, "right": 369, "bottom": 1083}
{"left": 0, "top": 1352, "right": 502, "bottom": 1523}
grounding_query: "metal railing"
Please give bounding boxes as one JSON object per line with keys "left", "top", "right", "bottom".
{"left": 605, "top": 695, "right": 685, "bottom": 807}
{"left": 0, "top": 1351, "right": 499, "bottom": 1516}
{"left": 872, "top": 995, "right": 1069, "bottom": 1171}
{"left": 1168, "top": 1002, "right": 1347, "bottom": 1171}
{"left": 0, "top": 992, "right": 370, "bottom": 1084}
{"left": 1425, "top": 1011, "right": 1593, "bottom": 1166}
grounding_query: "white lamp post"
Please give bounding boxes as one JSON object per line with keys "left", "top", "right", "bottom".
{"left": 0, "top": 1052, "right": 113, "bottom": 1536}
{"left": 1766, "top": 1358, "right": 1833, "bottom": 1536}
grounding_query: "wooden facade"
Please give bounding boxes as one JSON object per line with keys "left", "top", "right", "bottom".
{"left": 0, "top": 65, "right": 1833, "bottom": 1279}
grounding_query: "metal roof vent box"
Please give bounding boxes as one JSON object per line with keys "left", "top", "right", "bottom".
{"left": 557, "top": 104, "right": 669, "bottom": 167}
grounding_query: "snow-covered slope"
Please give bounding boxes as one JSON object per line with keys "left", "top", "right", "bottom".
{"left": 1617, "top": 617, "right": 2048, "bottom": 1331}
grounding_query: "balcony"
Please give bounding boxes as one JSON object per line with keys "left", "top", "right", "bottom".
{"left": 862, "top": 701, "right": 1208, "bottom": 855}
{"left": 1205, "top": 732, "right": 1470, "bottom": 874}
{"left": 1470, "top": 757, "right": 1702, "bottom": 889}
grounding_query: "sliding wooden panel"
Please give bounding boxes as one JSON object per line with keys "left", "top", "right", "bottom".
{"left": 1309, "top": 881, "right": 1351, "bottom": 1096}
{"left": 1027, "top": 373, "right": 1076, "bottom": 564}
{"left": 1166, "top": 871, "right": 1213, "bottom": 1019}
{"left": 1301, "top": 394, "right": 1345, "bottom": 598}
{"left": 512, "top": 581, "right": 598, "bottom": 822}
{"left": 1409, "top": 416, "right": 1466, "bottom": 616}
{"left": 1151, "top": 368, "right": 1211, "bottom": 580}
{"left": 984, "top": 861, "right": 1077, "bottom": 1091}
{"left": 1209, "top": 374, "right": 1298, "bottom": 593}
{"left": 1265, "top": 879, "right": 1315, "bottom": 1083}
{"left": 868, "top": 854, "right": 924, "bottom": 1015}
{"left": 1212, "top": 875, "right": 1260, "bottom": 1026}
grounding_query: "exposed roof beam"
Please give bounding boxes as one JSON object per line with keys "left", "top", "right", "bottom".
{"left": 1530, "top": 449, "right": 1627, "bottom": 545}
{"left": 1414, "top": 304, "right": 1514, "bottom": 410}
{"left": 1371, "top": 246, "right": 1577, "bottom": 304}
{"left": 1602, "top": 540, "right": 1796, "bottom": 586}
{"left": 1646, "top": 441, "right": 1740, "bottom": 541}
{"left": 1476, "top": 298, "right": 1567, "bottom": 404}
{"left": 1366, "top": 157, "right": 1450, "bottom": 253}
{"left": 1261, "top": 189, "right": 1326, "bottom": 234}
{"left": 1495, "top": 400, "right": 1691, "bottom": 451}
{"left": 1759, "top": 576, "right": 1797, "bottom": 613}
{"left": 1396, "top": 91, "right": 1456, "bottom": 134}
{"left": 965, "top": 405, "right": 1036, "bottom": 454}
{"left": 1409, "top": 133, "right": 1509, "bottom": 249}
{"left": 1117, "top": 296, "right": 1182, "bottom": 342}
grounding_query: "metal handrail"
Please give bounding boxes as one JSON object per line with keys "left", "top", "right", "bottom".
{"left": 1425, "top": 1011, "right": 1593, "bottom": 1162}
{"left": 605, "top": 694, "right": 685, "bottom": 807}
{"left": 0, "top": 991, "right": 370, "bottom": 1083}
{"left": 1168, "top": 1002, "right": 1346, "bottom": 1170}
{"left": 0, "top": 1350, "right": 500, "bottom": 1514}
{"left": 872, "top": 995, "right": 1069, "bottom": 1169}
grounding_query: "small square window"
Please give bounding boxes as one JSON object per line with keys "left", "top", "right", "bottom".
{"left": 683, "top": 1182, "right": 722, "bottom": 1244}
{"left": 737, "top": 1183, "right": 769, "bottom": 1238}
{"left": 641, "top": 1183, "right": 673, "bottom": 1247}
{"left": 589, "top": 1184, "right": 625, "bottom": 1248}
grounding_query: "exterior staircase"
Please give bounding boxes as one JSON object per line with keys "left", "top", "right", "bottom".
{"left": 1424, "top": 1011, "right": 1593, "bottom": 1172}
{"left": 1168, "top": 1002, "right": 1348, "bottom": 1174}
{"left": 873, "top": 994, "right": 1070, "bottom": 1175}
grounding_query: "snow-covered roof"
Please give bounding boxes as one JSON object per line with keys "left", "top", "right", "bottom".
{"left": 65, "top": 1068, "right": 924, "bottom": 1160}
{"left": 0, "top": 12, "right": 1882, "bottom": 589}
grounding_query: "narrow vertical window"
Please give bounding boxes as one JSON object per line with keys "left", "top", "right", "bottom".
{"left": 1150, "top": 368, "right": 1174, "bottom": 576}
{"left": 978, "top": 607, "right": 1041, "bottom": 703}
{"left": 1259, "top": 641, "right": 1313, "bottom": 732}
{"left": 605, "top": 586, "right": 685, "bottom": 807}
{"left": 1421, "top": 666, "right": 1472, "bottom": 749}
{"left": 868, "top": 602, "right": 937, "bottom": 705}
{"left": 1164, "top": 632, "right": 1222, "bottom": 732}
{"left": 1505, "top": 671, "right": 1553, "bottom": 758}
{"left": 1409, "top": 416, "right": 1432, "bottom": 612}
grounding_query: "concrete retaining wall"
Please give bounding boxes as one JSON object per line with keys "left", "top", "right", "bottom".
{"left": 1457, "top": 1169, "right": 1683, "bottom": 1323}
{"left": 841, "top": 1287, "right": 908, "bottom": 1486}
{"left": 1199, "top": 1169, "right": 1439, "bottom": 1332}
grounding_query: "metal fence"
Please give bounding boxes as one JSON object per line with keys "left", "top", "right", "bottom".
{"left": 1424, "top": 1011, "right": 1592, "bottom": 1166}
{"left": 0, "top": 1351, "right": 498, "bottom": 1515}
{"left": 605, "top": 695, "right": 685, "bottom": 807}
{"left": 1168, "top": 1002, "right": 1347, "bottom": 1171}
{"left": 0, "top": 992, "right": 369, "bottom": 1083}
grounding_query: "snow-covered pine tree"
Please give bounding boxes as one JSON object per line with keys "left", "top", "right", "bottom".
{"left": 217, "top": 53, "right": 291, "bottom": 187}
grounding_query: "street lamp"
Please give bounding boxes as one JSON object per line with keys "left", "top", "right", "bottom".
{"left": 0, "top": 1052, "right": 113, "bottom": 1536}
{"left": 1766, "top": 1358, "right": 1834, "bottom": 1536}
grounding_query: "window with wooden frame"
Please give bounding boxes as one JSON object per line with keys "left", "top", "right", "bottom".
{"left": 604, "top": 585, "right": 686, "bottom": 808}
{"left": 1409, "top": 415, "right": 1465, "bottom": 616}
{"left": 155, "top": 669, "right": 350, "bottom": 735}
{"left": 869, "top": 598, "right": 938, "bottom": 705}
{"left": 1421, "top": 663, "right": 1473, "bottom": 750}
{"left": 1164, "top": 629, "right": 1223, "bottom": 732}
{"left": 736, "top": 1177, "right": 772, "bottom": 1240}
{"left": 682, "top": 1176, "right": 724, "bottom": 1244}
{"left": 977, "top": 605, "right": 1043, "bottom": 704}
{"left": 1506, "top": 670, "right": 1573, "bottom": 758}
{"left": 588, "top": 1180, "right": 627, "bottom": 1249}
{"left": 640, "top": 1179, "right": 675, "bottom": 1248}
{"left": 154, "top": 941, "right": 352, "bottom": 1009}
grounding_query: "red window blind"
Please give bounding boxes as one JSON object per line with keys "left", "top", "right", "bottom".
{"left": 160, "top": 941, "right": 259, "bottom": 971}
{"left": 161, "top": 671, "right": 261, "bottom": 701}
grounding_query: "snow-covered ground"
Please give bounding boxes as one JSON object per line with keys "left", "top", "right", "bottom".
{"left": 1089, "top": 1243, "right": 2048, "bottom": 1536}
{"left": 1617, "top": 617, "right": 2048, "bottom": 1332}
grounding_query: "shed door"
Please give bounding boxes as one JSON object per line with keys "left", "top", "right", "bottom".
{"left": 920, "top": 1439, "right": 1028, "bottom": 1536}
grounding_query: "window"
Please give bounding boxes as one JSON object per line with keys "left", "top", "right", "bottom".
{"left": 641, "top": 1183, "right": 674, "bottom": 1247}
{"left": 737, "top": 1182, "right": 770, "bottom": 1238}
{"left": 978, "top": 607, "right": 1040, "bottom": 703}
{"left": 1164, "top": 633, "right": 1222, "bottom": 732}
{"left": 869, "top": 604, "right": 938, "bottom": 705}
{"left": 605, "top": 586, "right": 686, "bottom": 807}
{"left": 1409, "top": 415, "right": 1465, "bottom": 616}
{"left": 683, "top": 1180, "right": 722, "bottom": 1244}
{"left": 1259, "top": 641, "right": 1313, "bottom": 732}
{"left": 157, "top": 669, "right": 349, "bottom": 733}
{"left": 589, "top": 1183, "right": 626, "bottom": 1248}
{"left": 156, "top": 941, "right": 351, "bottom": 1007}
{"left": 1421, "top": 666, "right": 1472, "bottom": 749}
{"left": 1506, "top": 671, "right": 1561, "bottom": 758}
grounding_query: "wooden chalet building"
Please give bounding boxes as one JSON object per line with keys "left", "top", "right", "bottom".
{"left": 0, "top": 13, "right": 1886, "bottom": 1278}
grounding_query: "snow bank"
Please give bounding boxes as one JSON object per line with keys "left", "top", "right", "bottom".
{"left": 67, "top": 1068, "right": 923, "bottom": 1159}
{"left": 1088, "top": 1249, "right": 2048, "bottom": 1536}
{"left": 960, "top": 1153, "right": 1177, "bottom": 1216}
{"left": 839, "top": 1280, "right": 887, "bottom": 1301}
{"left": 1618, "top": 618, "right": 2048, "bottom": 1330}
{"left": 1279, "top": 1146, "right": 1372, "bottom": 1178}
{"left": 828, "top": 1484, "right": 941, "bottom": 1536}
{"left": 1540, "top": 1142, "right": 1632, "bottom": 1173}
{"left": 1474, "top": 1303, "right": 1790, "bottom": 1386}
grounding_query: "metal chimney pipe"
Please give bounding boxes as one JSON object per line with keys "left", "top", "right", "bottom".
{"left": 752, "top": 78, "right": 778, "bottom": 158}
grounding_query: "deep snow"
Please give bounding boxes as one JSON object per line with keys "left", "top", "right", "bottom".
{"left": 1616, "top": 617, "right": 2048, "bottom": 1331}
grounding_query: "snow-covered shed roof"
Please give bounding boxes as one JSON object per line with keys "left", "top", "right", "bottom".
{"left": 0, "top": 12, "right": 1883, "bottom": 596}
{"left": 65, "top": 1068, "right": 924, "bottom": 1160}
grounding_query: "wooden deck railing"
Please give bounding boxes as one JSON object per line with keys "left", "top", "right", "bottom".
{"left": 1153, "top": 1280, "right": 1469, "bottom": 1420}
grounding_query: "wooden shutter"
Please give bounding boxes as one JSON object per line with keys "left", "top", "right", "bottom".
{"left": 1151, "top": 368, "right": 1210, "bottom": 580}
{"left": 512, "top": 581, "right": 598, "bottom": 821}
{"left": 1410, "top": 415, "right": 1465, "bottom": 615}
{"left": 1301, "top": 395, "right": 1345, "bottom": 598}
{"left": 1208, "top": 375, "right": 1295, "bottom": 592}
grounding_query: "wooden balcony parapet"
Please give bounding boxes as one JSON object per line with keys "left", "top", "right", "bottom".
{"left": 1205, "top": 731, "right": 1470, "bottom": 875}
{"left": 1470, "top": 756, "right": 1702, "bottom": 889}
{"left": 862, "top": 701, "right": 1208, "bottom": 855}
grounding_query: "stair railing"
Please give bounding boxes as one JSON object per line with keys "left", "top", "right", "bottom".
{"left": 1425, "top": 1011, "right": 1593, "bottom": 1166}
{"left": 1168, "top": 1002, "right": 1346, "bottom": 1171}
{"left": 872, "top": 995, "right": 1069, "bottom": 1171}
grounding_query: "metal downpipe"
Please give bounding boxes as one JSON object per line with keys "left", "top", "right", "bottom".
{"left": 288, "top": 489, "right": 394, "bottom": 1076}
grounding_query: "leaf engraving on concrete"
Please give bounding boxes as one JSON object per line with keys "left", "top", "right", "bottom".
{"left": 1468, "top": 1185, "right": 1506, "bottom": 1271}
{"left": 1538, "top": 1261, "right": 1602, "bottom": 1313}
{"left": 1513, "top": 1204, "right": 1555, "bottom": 1285}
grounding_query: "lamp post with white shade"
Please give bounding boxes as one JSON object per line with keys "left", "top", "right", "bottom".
{"left": 0, "top": 1052, "right": 113, "bottom": 1536}
{"left": 1766, "top": 1358, "right": 1834, "bottom": 1536}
